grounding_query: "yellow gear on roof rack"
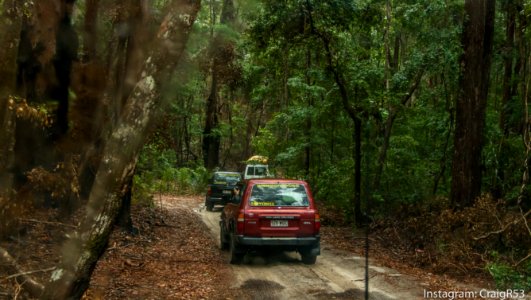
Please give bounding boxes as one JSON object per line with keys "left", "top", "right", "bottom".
{"left": 246, "top": 155, "right": 268, "bottom": 164}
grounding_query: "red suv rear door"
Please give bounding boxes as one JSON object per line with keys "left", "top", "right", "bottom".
{"left": 240, "top": 181, "right": 319, "bottom": 237}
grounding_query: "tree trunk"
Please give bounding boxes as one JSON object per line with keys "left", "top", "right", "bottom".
{"left": 0, "top": 0, "right": 23, "bottom": 92}
{"left": 353, "top": 118, "right": 362, "bottom": 227}
{"left": 0, "top": 98, "right": 16, "bottom": 196}
{"left": 202, "top": 0, "right": 235, "bottom": 170}
{"left": 114, "top": 0, "right": 150, "bottom": 233}
{"left": 500, "top": 1, "right": 516, "bottom": 135}
{"left": 432, "top": 100, "right": 454, "bottom": 196}
{"left": 313, "top": 11, "right": 364, "bottom": 225}
{"left": 52, "top": 1, "right": 79, "bottom": 139}
{"left": 373, "top": 70, "right": 423, "bottom": 192}
{"left": 450, "top": 0, "right": 495, "bottom": 208}
{"left": 324, "top": 43, "right": 363, "bottom": 225}
{"left": 116, "top": 166, "right": 136, "bottom": 233}
{"left": 40, "top": 1, "right": 200, "bottom": 298}
{"left": 493, "top": 1, "right": 518, "bottom": 199}
{"left": 83, "top": 0, "right": 99, "bottom": 60}
{"left": 304, "top": 48, "right": 312, "bottom": 178}
{"left": 203, "top": 69, "right": 221, "bottom": 169}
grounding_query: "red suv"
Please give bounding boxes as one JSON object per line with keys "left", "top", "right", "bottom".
{"left": 219, "top": 179, "right": 321, "bottom": 264}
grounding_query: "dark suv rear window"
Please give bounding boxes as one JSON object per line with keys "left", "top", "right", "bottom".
{"left": 249, "top": 183, "right": 309, "bottom": 207}
{"left": 213, "top": 173, "right": 241, "bottom": 184}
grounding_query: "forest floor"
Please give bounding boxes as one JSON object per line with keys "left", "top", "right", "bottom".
{"left": 0, "top": 195, "right": 503, "bottom": 299}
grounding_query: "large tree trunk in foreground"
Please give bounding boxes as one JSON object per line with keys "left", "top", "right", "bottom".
{"left": 450, "top": 0, "right": 495, "bottom": 208}
{"left": 40, "top": 1, "right": 201, "bottom": 298}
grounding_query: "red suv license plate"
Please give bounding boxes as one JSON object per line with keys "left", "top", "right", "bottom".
{"left": 271, "top": 220, "right": 288, "bottom": 227}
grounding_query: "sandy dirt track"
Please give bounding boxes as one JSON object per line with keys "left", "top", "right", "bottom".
{"left": 194, "top": 203, "right": 426, "bottom": 300}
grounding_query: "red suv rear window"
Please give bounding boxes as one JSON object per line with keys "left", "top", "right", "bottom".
{"left": 248, "top": 183, "right": 309, "bottom": 207}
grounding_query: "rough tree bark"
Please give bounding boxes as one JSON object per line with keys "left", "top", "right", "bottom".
{"left": 450, "top": 0, "right": 495, "bottom": 208}
{"left": 40, "top": 1, "right": 201, "bottom": 298}
{"left": 111, "top": 0, "right": 151, "bottom": 232}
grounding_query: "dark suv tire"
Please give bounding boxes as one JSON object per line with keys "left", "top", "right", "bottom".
{"left": 229, "top": 233, "right": 244, "bottom": 264}
{"left": 220, "top": 223, "right": 229, "bottom": 250}
{"left": 205, "top": 199, "right": 213, "bottom": 211}
{"left": 300, "top": 247, "right": 317, "bottom": 265}
{"left": 301, "top": 253, "right": 317, "bottom": 265}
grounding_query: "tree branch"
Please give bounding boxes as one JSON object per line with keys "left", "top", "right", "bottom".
{"left": 3, "top": 267, "right": 56, "bottom": 280}
{"left": 0, "top": 246, "right": 45, "bottom": 297}
{"left": 18, "top": 218, "right": 78, "bottom": 228}
{"left": 473, "top": 209, "right": 530, "bottom": 240}
{"left": 515, "top": 252, "right": 531, "bottom": 267}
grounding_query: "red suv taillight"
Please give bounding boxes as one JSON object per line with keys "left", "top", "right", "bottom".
{"left": 236, "top": 211, "right": 245, "bottom": 234}
{"left": 207, "top": 187, "right": 212, "bottom": 196}
{"left": 314, "top": 213, "right": 321, "bottom": 232}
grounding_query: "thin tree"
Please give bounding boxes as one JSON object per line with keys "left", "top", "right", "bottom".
{"left": 202, "top": 0, "right": 236, "bottom": 169}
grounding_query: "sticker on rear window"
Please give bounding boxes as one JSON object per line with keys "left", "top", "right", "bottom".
{"left": 250, "top": 200, "right": 275, "bottom": 206}
{"left": 255, "top": 183, "right": 299, "bottom": 188}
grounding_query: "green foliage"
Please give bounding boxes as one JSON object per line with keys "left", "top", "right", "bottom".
{"left": 133, "top": 144, "right": 209, "bottom": 205}
{"left": 487, "top": 257, "right": 531, "bottom": 290}
{"left": 133, "top": 172, "right": 156, "bottom": 207}
{"left": 93, "top": 0, "right": 531, "bottom": 290}
{"left": 172, "top": 167, "right": 210, "bottom": 194}
{"left": 135, "top": 0, "right": 528, "bottom": 247}
{"left": 213, "top": 24, "right": 240, "bottom": 42}
{"left": 251, "top": 127, "right": 276, "bottom": 159}
{"left": 314, "top": 160, "right": 355, "bottom": 220}
{"left": 382, "top": 134, "right": 433, "bottom": 203}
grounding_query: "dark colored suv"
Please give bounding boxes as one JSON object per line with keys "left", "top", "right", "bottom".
{"left": 219, "top": 179, "right": 321, "bottom": 264}
{"left": 205, "top": 171, "right": 242, "bottom": 211}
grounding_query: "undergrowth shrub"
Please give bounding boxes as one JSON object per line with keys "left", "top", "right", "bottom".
{"left": 374, "top": 195, "right": 530, "bottom": 289}
{"left": 314, "top": 160, "right": 354, "bottom": 224}
{"left": 0, "top": 195, "right": 31, "bottom": 239}
{"left": 133, "top": 166, "right": 209, "bottom": 205}
{"left": 133, "top": 171, "right": 156, "bottom": 207}
{"left": 133, "top": 144, "right": 209, "bottom": 205}
{"left": 487, "top": 256, "right": 531, "bottom": 290}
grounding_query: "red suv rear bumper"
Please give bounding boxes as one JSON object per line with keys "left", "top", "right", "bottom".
{"left": 236, "top": 235, "right": 319, "bottom": 246}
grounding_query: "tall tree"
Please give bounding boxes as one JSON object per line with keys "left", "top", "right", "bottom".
{"left": 450, "top": 0, "right": 495, "bottom": 208}
{"left": 202, "top": 0, "right": 237, "bottom": 169}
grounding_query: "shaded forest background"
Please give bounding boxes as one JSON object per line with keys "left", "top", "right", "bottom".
{"left": 0, "top": 0, "right": 530, "bottom": 298}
